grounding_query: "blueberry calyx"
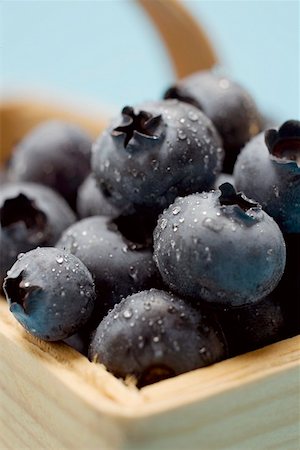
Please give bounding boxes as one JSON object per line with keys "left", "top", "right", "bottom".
{"left": 4, "top": 272, "right": 40, "bottom": 314}
{"left": 219, "top": 182, "right": 259, "bottom": 211}
{"left": 265, "top": 120, "right": 300, "bottom": 167}
{"left": 111, "top": 106, "right": 163, "bottom": 149}
{"left": 0, "top": 193, "right": 47, "bottom": 243}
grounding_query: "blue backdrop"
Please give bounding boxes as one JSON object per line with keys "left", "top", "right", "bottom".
{"left": 2, "top": 0, "right": 299, "bottom": 122}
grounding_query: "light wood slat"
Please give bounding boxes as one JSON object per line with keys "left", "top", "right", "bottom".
{"left": 0, "top": 299, "right": 299, "bottom": 449}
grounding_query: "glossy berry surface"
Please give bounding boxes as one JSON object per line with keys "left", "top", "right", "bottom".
{"left": 92, "top": 100, "right": 223, "bottom": 214}
{"left": 3, "top": 247, "right": 96, "bottom": 341}
{"left": 76, "top": 174, "right": 120, "bottom": 219}
{"left": 234, "top": 121, "right": 300, "bottom": 233}
{"left": 89, "top": 289, "right": 228, "bottom": 386}
{"left": 164, "top": 70, "right": 261, "bottom": 173}
{"left": 8, "top": 120, "right": 92, "bottom": 209}
{"left": 56, "top": 216, "right": 162, "bottom": 323}
{"left": 154, "top": 183, "right": 286, "bottom": 307}
{"left": 0, "top": 182, "right": 75, "bottom": 287}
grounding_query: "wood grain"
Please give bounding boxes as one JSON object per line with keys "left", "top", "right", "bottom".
{"left": 0, "top": 299, "right": 299, "bottom": 449}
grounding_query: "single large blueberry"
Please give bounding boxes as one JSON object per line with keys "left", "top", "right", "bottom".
{"left": 153, "top": 183, "right": 286, "bottom": 307}
{"left": 92, "top": 100, "right": 223, "bottom": 215}
{"left": 89, "top": 289, "right": 228, "bottom": 387}
{"left": 8, "top": 121, "right": 92, "bottom": 209}
{"left": 234, "top": 121, "right": 300, "bottom": 233}
{"left": 56, "top": 216, "right": 163, "bottom": 324}
{"left": 0, "top": 182, "right": 75, "bottom": 287}
{"left": 164, "top": 70, "right": 261, "bottom": 173}
{"left": 3, "top": 247, "right": 96, "bottom": 341}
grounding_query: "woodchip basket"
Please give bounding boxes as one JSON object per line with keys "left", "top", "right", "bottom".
{"left": 0, "top": 1, "right": 299, "bottom": 449}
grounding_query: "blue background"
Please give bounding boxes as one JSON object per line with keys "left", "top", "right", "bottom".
{"left": 2, "top": 0, "right": 299, "bottom": 122}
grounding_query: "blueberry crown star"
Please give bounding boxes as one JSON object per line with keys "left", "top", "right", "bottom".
{"left": 265, "top": 120, "right": 300, "bottom": 166}
{"left": 111, "top": 106, "right": 162, "bottom": 148}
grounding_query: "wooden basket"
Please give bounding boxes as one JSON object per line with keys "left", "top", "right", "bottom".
{"left": 0, "top": 2, "right": 299, "bottom": 449}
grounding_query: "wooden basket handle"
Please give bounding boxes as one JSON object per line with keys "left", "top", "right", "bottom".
{"left": 138, "top": 0, "right": 217, "bottom": 78}
{"left": 0, "top": 1, "right": 216, "bottom": 164}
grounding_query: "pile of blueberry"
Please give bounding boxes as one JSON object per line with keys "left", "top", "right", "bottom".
{"left": 1, "top": 70, "right": 299, "bottom": 387}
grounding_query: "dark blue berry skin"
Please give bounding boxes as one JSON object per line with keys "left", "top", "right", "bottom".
{"left": 3, "top": 247, "right": 96, "bottom": 341}
{"left": 56, "top": 216, "right": 163, "bottom": 324}
{"left": 8, "top": 121, "right": 92, "bottom": 209}
{"left": 92, "top": 100, "right": 223, "bottom": 215}
{"left": 76, "top": 174, "right": 120, "bottom": 219}
{"left": 64, "top": 331, "right": 90, "bottom": 356}
{"left": 234, "top": 121, "right": 300, "bottom": 233}
{"left": 272, "top": 233, "right": 300, "bottom": 336}
{"left": 164, "top": 71, "right": 261, "bottom": 173}
{"left": 212, "top": 295, "right": 286, "bottom": 356}
{"left": 89, "top": 289, "right": 228, "bottom": 387}
{"left": 0, "top": 182, "right": 75, "bottom": 288}
{"left": 154, "top": 183, "right": 286, "bottom": 307}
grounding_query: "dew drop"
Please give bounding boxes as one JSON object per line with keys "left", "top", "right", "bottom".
{"left": 56, "top": 256, "right": 64, "bottom": 264}
{"left": 123, "top": 309, "right": 132, "bottom": 319}
{"left": 202, "top": 217, "right": 223, "bottom": 232}
{"left": 114, "top": 169, "right": 121, "bottom": 182}
{"left": 273, "top": 185, "right": 280, "bottom": 198}
{"left": 188, "top": 110, "right": 199, "bottom": 121}
{"left": 172, "top": 206, "right": 181, "bottom": 215}
{"left": 178, "top": 130, "right": 187, "bottom": 140}
{"left": 160, "top": 218, "right": 168, "bottom": 230}
{"left": 129, "top": 266, "right": 138, "bottom": 281}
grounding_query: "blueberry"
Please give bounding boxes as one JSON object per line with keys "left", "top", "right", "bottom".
{"left": 92, "top": 100, "right": 223, "bottom": 215}
{"left": 8, "top": 121, "right": 92, "bottom": 209}
{"left": 0, "top": 182, "right": 75, "bottom": 287}
{"left": 3, "top": 247, "right": 96, "bottom": 341}
{"left": 89, "top": 289, "right": 228, "bottom": 387}
{"left": 164, "top": 71, "right": 261, "bottom": 173}
{"left": 213, "top": 295, "right": 286, "bottom": 356}
{"left": 76, "top": 174, "right": 120, "bottom": 219}
{"left": 234, "top": 121, "right": 300, "bottom": 233}
{"left": 272, "top": 233, "right": 300, "bottom": 335}
{"left": 154, "top": 183, "right": 286, "bottom": 307}
{"left": 64, "top": 330, "right": 90, "bottom": 356}
{"left": 56, "top": 216, "right": 163, "bottom": 323}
